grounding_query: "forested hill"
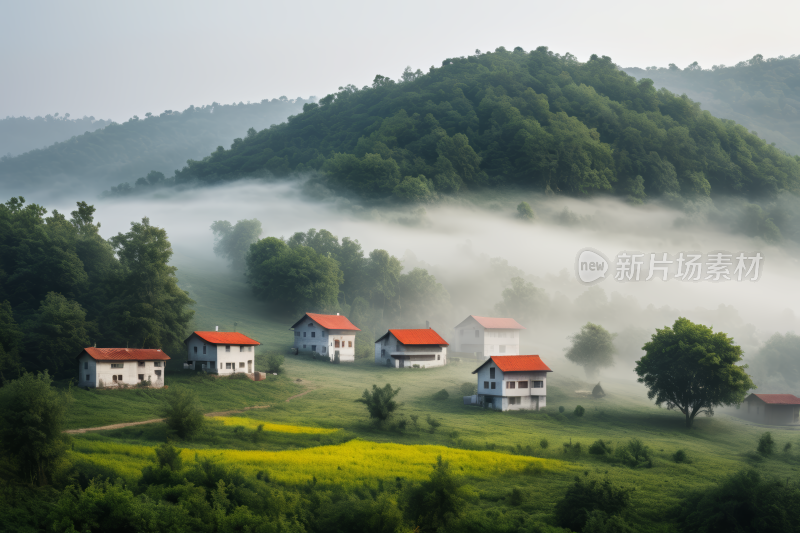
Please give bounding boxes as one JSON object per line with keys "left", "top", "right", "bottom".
{"left": 1, "top": 114, "right": 113, "bottom": 157}
{"left": 0, "top": 98, "right": 308, "bottom": 190}
{"left": 172, "top": 47, "right": 800, "bottom": 203}
{"left": 624, "top": 55, "right": 800, "bottom": 156}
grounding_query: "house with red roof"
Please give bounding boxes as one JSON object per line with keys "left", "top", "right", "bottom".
{"left": 743, "top": 393, "right": 800, "bottom": 425}
{"left": 453, "top": 315, "right": 525, "bottom": 358}
{"left": 184, "top": 328, "right": 261, "bottom": 374}
{"left": 290, "top": 313, "right": 360, "bottom": 362}
{"left": 471, "top": 355, "right": 552, "bottom": 411}
{"left": 375, "top": 328, "right": 449, "bottom": 368}
{"left": 78, "top": 347, "right": 170, "bottom": 388}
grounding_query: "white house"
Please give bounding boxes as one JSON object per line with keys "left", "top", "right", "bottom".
{"left": 290, "top": 312, "right": 360, "bottom": 363}
{"left": 77, "top": 347, "right": 170, "bottom": 388}
{"left": 374, "top": 328, "right": 449, "bottom": 368}
{"left": 471, "top": 355, "right": 552, "bottom": 411}
{"left": 453, "top": 315, "right": 525, "bottom": 357}
{"left": 185, "top": 330, "right": 260, "bottom": 374}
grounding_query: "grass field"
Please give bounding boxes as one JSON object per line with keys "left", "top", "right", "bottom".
{"left": 60, "top": 253, "right": 800, "bottom": 531}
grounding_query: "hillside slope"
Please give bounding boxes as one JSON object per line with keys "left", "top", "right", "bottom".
{"left": 173, "top": 47, "right": 800, "bottom": 203}
{"left": 624, "top": 55, "right": 800, "bottom": 156}
{"left": 0, "top": 114, "right": 113, "bottom": 157}
{"left": 0, "top": 98, "right": 308, "bottom": 190}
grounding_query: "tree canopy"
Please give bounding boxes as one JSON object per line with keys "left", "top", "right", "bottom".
{"left": 565, "top": 322, "right": 616, "bottom": 379}
{"left": 635, "top": 317, "right": 755, "bottom": 428}
{"left": 210, "top": 219, "right": 263, "bottom": 271}
{"left": 173, "top": 47, "right": 800, "bottom": 203}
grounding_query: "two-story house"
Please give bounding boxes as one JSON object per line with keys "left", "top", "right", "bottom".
{"left": 452, "top": 315, "right": 525, "bottom": 358}
{"left": 184, "top": 329, "right": 260, "bottom": 374}
{"left": 374, "top": 328, "right": 449, "bottom": 368}
{"left": 290, "top": 312, "right": 360, "bottom": 362}
{"left": 472, "top": 355, "right": 552, "bottom": 411}
{"left": 77, "top": 347, "right": 170, "bottom": 388}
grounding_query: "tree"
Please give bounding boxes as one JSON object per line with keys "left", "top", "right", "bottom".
{"left": 0, "top": 371, "right": 71, "bottom": 485}
{"left": 356, "top": 383, "right": 401, "bottom": 423}
{"left": 107, "top": 217, "right": 194, "bottom": 351}
{"left": 565, "top": 323, "right": 616, "bottom": 379}
{"left": 161, "top": 387, "right": 204, "bottom": 439}
{"left": 393, "top": 176, "right": 434, "bottom": 202}
{"left": 363, "top": 250, "right": 402, "bottom": 313}
{"left": 210, "top": 219, "right": 263, "bottom": 270}
{"left": 404, "top": 455, "right": 468, "bottom": 531}
{"left": 494, "top": 277, "right": 548, "bottom": 324}
{"left": 554, "top": 477, "right": 631, "bottom": 532}
{"left": 635, "top": 317, "right": 755, "bottom": 428}
{"left": 396, "top": 268, "right": 450, "bottom": 325}
{"left": 0, "top": 300, "right": 23, "bottom": 383}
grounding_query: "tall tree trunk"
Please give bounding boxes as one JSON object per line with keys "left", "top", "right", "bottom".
{"left": 685, "top": 411, "right": 694, "bottom": 428}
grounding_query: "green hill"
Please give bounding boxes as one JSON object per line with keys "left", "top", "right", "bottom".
{"left": 0, "top": 98, "right": 308, "bottom": 190}
{"left": 624, "top": 55, "right": 800, "bottom": 156}
{"left": 172, "top": 46, "right": 800, "bottom": 203}
{"left": 0, "top": 113, "right": 113, "bottom": 157}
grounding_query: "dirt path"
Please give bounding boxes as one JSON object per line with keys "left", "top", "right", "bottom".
{"left": 65, "top": 387, "right": 320, "bottom": 434}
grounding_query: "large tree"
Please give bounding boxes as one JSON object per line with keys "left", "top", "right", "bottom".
{"left": 635, "top": 317, "right": 754, "bottom": 428}
{"left": 565, "top": 322, "right": 616, "bottom": 379}
{"left": 210, "top": 219, "right": 262, "bottom": 271}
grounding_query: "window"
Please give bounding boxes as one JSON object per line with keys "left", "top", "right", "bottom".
{"left": 499, "top": 345, "right": 506, "bottom": 353}
{"left": 153, "top": 361, "right": 162, "bottom": 367}
{"left": 85, "top": 374, "right": 90, "bottom": 381}
{"left": 509, "top": 397, "right": 520, "bottom": 405}
{"left": 239, "top": 362, "right": 245, "bottom": 368}
{"left": 518, "top": 381, "right": 529, "bottom": 388}
{"left": 474, "top": 330, "right": 479, "bottom": 338}
{"left": 489, "top": 367, "right": 495, "bottom": 379}
{"left": 533, "top": 381, "right": 543, "bottom": 388}
{"left": 304, "top": 332, "right": 307, "bottom": 337}
{"left": 303, "top": 344, "right": 307, "bottom": 348}
{"left": 240, "top": 346, "right": 244, "bottom": 352}
{"left": 322, "top": 332, "right": 326, "bottom": 337}
{"left": 113, "top": 375, "right": 122, "bottom": 382}
{"left": 111, "top": 363, "right": 124, "bottom": 369}
{"left": 154, "top": 370, "right": 161, "bottom": 377}
{"left": 490, "top": 382, "right": 496, "bottom": 389}
{"left": 437, "top": 354, "right": 440, "bottom": 360}
{"left": 506, "top": 381, "right": 516, "bottom": 389}
{"left": 381, "top": 349, "right": 386, "bottom": 356}
{"left": 295, "top": 332, "right": 300, "bottom": 337}
{"left": 335, "top": 340, "right": 340, "bottom": 348}
{"left": 225, "top": 345, "right": 231, "bottom": 352}
{"left": 138, "top": 374, "right": 144, "bottom": 381}
{"left": 203, "top": 345, "right": 206, "bottom": 354}
{"left": 194, "top": 346, "right": 197, "bottom": 353}
{"left": 84, "top": 362, "right": 88, "bottom": 369}
{"left": 483, "top": 381, "right": 489, "bottom": 389}
{"left": 138, "top": 361, "right": 145, "bottom": 367}
{"left": 311, "top": 345, "right": 316, "bottom": 352}
{"left": 311, "top": 332, "right": 316, "bottom": 338}
{"left": 348, "top": 341, "right": 352, "bottom": 347}
{"left": 226, "top": 363, "right": 233, "bottom": 369}
{"left": 322, "top": 347, "right": 326, "bottom": 353}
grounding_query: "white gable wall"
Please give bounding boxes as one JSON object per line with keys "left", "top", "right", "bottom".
{"left": 186, "top": 335, "right": 255, "bottom": 374}
{"left": 292, "top": 318, "right": 356, "bottom": 362}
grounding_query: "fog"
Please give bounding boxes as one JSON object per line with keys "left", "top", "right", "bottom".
{"left": 22, "top": 179, "right": 800, "bottom": 389}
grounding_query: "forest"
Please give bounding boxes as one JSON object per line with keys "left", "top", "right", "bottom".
{"left": 624, "top": 54, "right": 800, "bottom": 156}
{"left": 170, "top": 46, "right": 800, "bottom": 205}
{"left": 0, "top": 98, "right": 307, "bottom": 190}
{"left": 0, "top": 113, "right": 113, "bottom": 158}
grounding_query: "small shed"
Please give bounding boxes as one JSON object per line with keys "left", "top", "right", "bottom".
{"left": 743, "top": 393, "right": 800, "bottom": 425}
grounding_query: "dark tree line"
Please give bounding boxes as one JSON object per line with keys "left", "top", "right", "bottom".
{"left": 0, "top": 197, "right": 194, "bottom": 380}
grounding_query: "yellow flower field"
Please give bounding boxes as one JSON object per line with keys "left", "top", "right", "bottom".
{"left": 70, "top": 439, "right": 564, "bottom": 488}
{"left": 210, "top": 416, "right": 338, "bottom": 434}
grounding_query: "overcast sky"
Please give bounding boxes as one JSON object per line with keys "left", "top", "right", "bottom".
{"left": 2, "top": 0, "right": 798, "bottom": 122}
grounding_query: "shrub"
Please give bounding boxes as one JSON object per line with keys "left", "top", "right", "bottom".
{"left": 785, "top": 442, "right": 793, "bottom": 453}
{"left": 160, "top": 387, "right": 205, "bottom": 439}
{"left": 517, "top": 201, "right": 535, "bottom": 220}
{"left": 616, "top": 438, "right": 652, "bottom": 468}
{"left": 563, "top": 440, "right": 582, "bottom": 459}
{"left": 433, "top": 389, "right": 450, "bottom": 401}
{"left": 554, "top": 477, "right": 632, "bottom": 531}
{"left": 558, "top": 406, "right": 565, "bottom": 413}
{"left": 154, "top": 442, "right": 183, "bottom": 471}
{"left": 356, "top": 384, "right": 402, "bottom": 423}
{"left": 583, "top": 510, "right": 635, "bottom": 533}
{"left": 757, "top": 432, "right": 775, "bottom": 455}
{"left": 589, "top": 440, "right": 612, "bottom": 456}
{"left": 459, "top": 382, "right": 476, "bottom": 396}
{"left": 266, "top": 353, "right": 284, "bottom": 373}
{"left": 574, "top": 405, "right": 586, "bottom": 417}
{"left": 426, "top": 414, "right": 441, "bottom": 433}
{"left": 410, "top": 414, "right": 420, "bottom": 431}
{"left": 509, "top": 487, "right": 524, "bottom": 506}
{"left": 673, "top": 449, "right": 688, "bottom": 463}
{"left": 539, "top": 438, "right": 549, "bottom": 449}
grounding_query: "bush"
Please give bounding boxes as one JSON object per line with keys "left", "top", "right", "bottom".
{"left": 154, "top": 443, "right": 182, "bottom": 471}
{"left": 616, "top": 438, "right": 652, "bottom": 468}
{"left": 356, "top": 383, "right": 402, "bottom": 423}
{"left": 459, "top": 382, "right": 476, "bottom": 396}
{"left": 785, "top": 442, "right": 793, "bottom": 453}
{"left": 554, "top": 478, "right": 632, "bottom": 532}
{"left": 509, "top": 487, "right": 524, "bottom": 506}
{"left": 589, "top": 440, "right": 612, "bottom": 456}
{"left": 266, "top": 353, "right": 284, "bottom": 373}
{"left": 426, "top": 414, "right": 441, "bottom": 433}
{"left": 757, "top": 432, "right": 776, "bottom": 455}
{"left": 517, "top": 201, "right": 535, "bottom": 220}
{"left": 539, "top": 438, "right": 549, "bottom": 449}
{"left": 583, "top": 510, "right": 635, "bottom": 533}
{"left": 160, "top": 388, "right": 205, "bottom": 439}
{"left": 558, "top": 406, "right": 565, "bottom": 413}
{"left": 574, "top": 405, "right": 586, "bottom": 417}
{"left": 563, "top": 440, "right": 582, "bottom": 459}
{"left": 673, "top": 449, "right": 688, "bottom": 463}
{"left": 433, "top": 389, "right": 450, "bottom": 401}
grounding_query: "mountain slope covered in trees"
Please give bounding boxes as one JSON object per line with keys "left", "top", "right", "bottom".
{"left": 173, "top": 47, "right": 800, "bottom": 204}
{"left": 0, "top": 114, "right": 113, "bottom": 157}
{"left": 624, "top": 54, "right": 800, "bottom": 156}
{"left": 0, "top": 98, "right": 308, "bottom": 190}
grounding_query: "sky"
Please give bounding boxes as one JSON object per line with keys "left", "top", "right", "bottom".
{"left": 2, "top": 0, "right": 799, "bottom": 122}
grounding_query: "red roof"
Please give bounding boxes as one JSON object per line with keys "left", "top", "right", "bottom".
{"left": 188, "top": 331, "right": 261, "bottom": 345}
{"left": 747, "top": 394, "right": 800, "bottom": 405}
{"left": 81, "top": 348, "right": 170, "bottom": 361}
{"left": 473, "top": 355, "right": 552, "bottom": 374}
{"left": 292, "top": 313, "right": 360, "bottom": 331}
{"left": 380, "top": 328, "right": 449, "bottom": 346}
{"left": 468, "top": 316, "right": 525, "bottom": 330}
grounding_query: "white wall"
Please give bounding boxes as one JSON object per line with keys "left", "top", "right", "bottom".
{"left": 186, "top": 335, "right": 255, "bottom": 374}
{"left": 474, "top": 362, "right": 547, "bottom": 411}
{"left": 453, "top": 319, "right": 520, "bottom": 356}
{"left": 292, "top": 318, "right": 357, "bottom": 362}
{"left": 374, "top": 333, "right": 447, "bottom": 368}
{"left": 78, "top": 354, "right": 166, "bottom": 388}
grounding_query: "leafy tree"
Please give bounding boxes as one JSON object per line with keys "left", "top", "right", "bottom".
{"left": 404, "top": 455, "right": 469, "bottom": 531}
{"left": 154, "top": 442, "right": 183, "bottom": 471}
{"left": 0, "top": 300, "right": 23, "bottom": 383}
{"left": 565, "top": 323, "right": 616, "bottom": 379}
{"left": 757, "top": 432, "right": 775, "bottom": 455}
{"left": 0, "top": 371, "right": 70, "bottom": 485}
{"left": 554, "top": 477, "right": 631, "bottom": 532}
{"left": 107, "top": 217, "right": 195, "bottom": 351}
{"left": 493, "top": 277, "right": 548, "bottom": 324}
{"left": 635, "top": 317, "right": 755, "bottom": 428}
{"left": 363, "top": 250, "right": 402, "bottom": 313}
{"left": 393, "top": 176, "right": 434, "bottom": 202}
{"left": 396, "top": 268, "right": 450, "bottom": 325}
{"left": 210, "top": 219, "right": 263, "bottom": 270}
{"left": 266, "top": 353, "right": 284, "bottom": 373}
{"left": 516, "top": 202, "right": 535, "bottom": 220}
{"left": 161, "top": 387, "right": 205, "bottom": 439}
{"left": 356, "top": 383, "right": 401, "bottom": 423}
{"left": 748, "top": 332, "right": 800, "bottom": 390}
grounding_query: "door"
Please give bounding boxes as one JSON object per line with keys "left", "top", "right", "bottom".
{"left": 399, "top": 357, "right": 404, "bottom": 368}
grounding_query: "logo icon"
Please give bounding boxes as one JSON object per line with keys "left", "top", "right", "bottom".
{"left": 575, "top": 248, "right": 609, "bottom": 285}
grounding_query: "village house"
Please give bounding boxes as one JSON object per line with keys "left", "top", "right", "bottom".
{"left": 290, "top": 312, "right": 360, "bottom": 362}
{"left": 374, "top": 328, "right": 449, "bottom": 368}
{"left": 470, "top": 355, "right": 552, "bottom": 411}
{"left": 185, "top": 329, "right": 260, "bottom": 374}
{"left": 77, "top": 347, "right": 170, "bottom": 388}
{"left": 452, "top": 315, "right": 525, "bottom": 358}
{"left": 743, "top": 393, "right": 800, "bottom": 425}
